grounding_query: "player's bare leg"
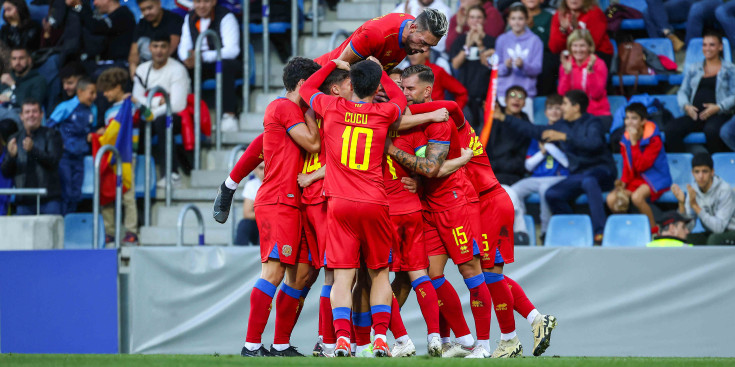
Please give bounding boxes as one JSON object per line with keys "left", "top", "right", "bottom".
{"left": 331, "top": 268, "right": 357, "bottom": 356}
{"left": 243, "top": 260, "right": 286, "bottom": 357}
{"left": 391, "top": 272, "right": 412, "bottom": 306}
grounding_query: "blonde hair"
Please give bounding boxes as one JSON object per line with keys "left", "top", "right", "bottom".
{"left": 558, "top": 0, "right": 598, "bottom": 13}
{"left": 566, "top": 29, "right": 595, "bottom": 54}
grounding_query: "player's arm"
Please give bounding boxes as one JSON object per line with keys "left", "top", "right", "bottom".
{"left": 299, "top": 61, "right": 341, "bottom": 116}
{"left": 437, "top": 148, "right": 473, "bottom": 177}
{"left": 337, "top": 44, "right": 366, "bottom": 64}
{"left": 298, "top": 165, "right": 326, "bottom": 188}
{"left": 387, "top": 141, "right": 449, "bottom": 178}
{"left": 408, "top": 100, "right": 466, "bottom": 128}
{"left": 392, "top": 108, "right": 449, "bottom": 130}
{"left": 288, "top": 115, "right": 321, "bottom": 154}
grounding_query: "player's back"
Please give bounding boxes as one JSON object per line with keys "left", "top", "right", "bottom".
{"left": 322, "top": 98, "right": 400, "bottom": 205}
{"left": 256, "top": 98, "right": 306, "bottom": 208}
{"left": 384, "top": 127, "right": 425, "bottom": 215}
{"left": 457, "top": 122, "right": 500, "bottom": 194}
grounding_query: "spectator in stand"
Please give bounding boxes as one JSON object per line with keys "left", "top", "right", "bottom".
{"left": 47, "top": 78, "right": 97, "bottom": 215}
{"left": 179, "top": 0, "right": 241, "bottom": 132}
{"left": 449, "top": 5, "right": 495, "bottom": 132}
{"left": 0, "top": 48, "right": 47, "bottom": 121}
{"left": 671, "top": 153, "right": 735, "bottom": 245}
{"left": 665, "top": 30, "right": 735, "bottom": 154}
{"left": 558, "top": 29, "right": 612, "bottom": 131}
{"left": 133, "top": 33, "right": 190, "bottom": 187}
{"left": 510, "top": 94, "right": 568, "bottom": 239}
{"left": 0, "top": 0, "right": 42, "bottom": 51}
{"left": 495, "top": 3, "right": 542, "bottom": 119}
{"left": 683, "top": 0, "right": 735, "bottom": 47}
{"left": 407, "top": 51, "right": 468, "bottom": 110}
{"left": 715, "top": 1, "right": 735, "bottom": 50}
{"left": 97, "top": 67, "right": 139, "bottom": 245}
{"left": 55, "top": 62, "right": 86, "bottom": 106}
{"left": 646, "top": 211, "right": 692, "bottom": 247}
{"left": 548, "top": 0, "right": 613, "bottom": 67}
{"left": 1, "top": 100, "right": 63, "bottom": 215}
{"left": 393, "top": 0, "right": 454, "bottom": 57}
{"left": 607, "top": 103, "right": 672, "bottom": 231}
{"left": 642, "top": 0, "right": 692, "bottom": 52}
{"left": 523, "top": 0, "right": 555, "bottom": 96}
{"left": 128, "top": 0, "right": 184, "bottom": 79}
{"left": 235, "top": 161, "right": 264, "bottom": 246}
{"left": 498, "top": 90, "right": 616, "bottom": 244}
{"left": 0, "top": 120, "right": 19, "bottom": 215}
{"left": 446, "top": 0, "right": 504, "bottom": 49}
{"left": 488, "top": 85, "right": 532, "bottom": 185}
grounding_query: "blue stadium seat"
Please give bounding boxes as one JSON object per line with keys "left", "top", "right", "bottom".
{"left": 121, "top": 0, "right": 142, "bottom": 21}
{"left": 533, "top": 96, "right": 548, "bottom": 125}
{"left": 619, "top": 0, "right": 646, "bottom": 30}
{"left": 526, "top": 193, "right": 540, "bottom": 204}
{"left": 249, "top": 0, "right": 305, "bottom": 34}
{"left": 612, "top": 39, "right": 673, "bottom": 86}
{"left": 712, "top": 152, "right": 735, "bottom": 185}
{"left": 64, "top": 213, "right": 105, "bottom": 249}
{"left": 544, "top": 215, "right": 593, "bottom": 247}
{"left": 202, "top": 44, "right": 256, "bottom": 90}
{"left": 692, "top": 217, "right": 706, "bottom": 233}
{"left": 608, "top": 96, "right": 628, "bottom": 118}
{"left": 669, "top": 38, "right": 733, "bottom": 84}
{"left": 657, "top": 153, "right": 693, "bottom": 203}
{"left": 81, "top": 155, "right": 94, "bottom": 199}
{"left": 602, "top": 214, "right": 651, "bottom": 247}
{"left": 613, "top": 153, "right": 623, "bottom": 180}
{"left": 683, "top": 133, "right": 706, "bottom": 144}
{"left": 524, "top": 215, "right": 536, "bottom": 247}
{"left": 651, "top": 94, "right": 683, "bottom": 118}
{"left": 135, "top": 155, "right": 157, "bottom": 199}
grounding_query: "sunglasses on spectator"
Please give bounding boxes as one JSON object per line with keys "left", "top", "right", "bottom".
{"left": 508, "top": 91, "right": 526, "bottom": 99}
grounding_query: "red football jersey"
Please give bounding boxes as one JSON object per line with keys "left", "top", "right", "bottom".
{"left": 384, "top": 128, "right": 425, "bottom": 215}
{"left": 301, "top": 113, "right": 326, "bottom": 205}
{"left": 255, "top": 98, "right": 307, "bottom": 208}
{"left": 456, "top": 122, "right": 500, "bottom": 194}
{"left": 310, "top": 95, "right": 401, "bottom": 205}
{"left": 314, "top": 13, "right": 414, "bottom": 70}
{"left": 236, "top": 133, "right": 264, "bottom": 175}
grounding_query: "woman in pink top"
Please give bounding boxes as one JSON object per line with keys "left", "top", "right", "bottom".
{"left": 557, "top": 29, "right": 612, "bottom": 130}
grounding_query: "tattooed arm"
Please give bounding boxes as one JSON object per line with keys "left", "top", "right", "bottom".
{"left": 387, "top": 141, "right": 450, "bottom": 178}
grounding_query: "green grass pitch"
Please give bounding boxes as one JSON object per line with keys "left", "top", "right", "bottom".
{"left": 1, "top": 355, "right": 734, "bottom": 366}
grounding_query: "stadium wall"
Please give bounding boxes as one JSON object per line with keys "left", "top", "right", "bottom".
{"left": 124, "top": 247, "right": 735, "bottom": 357}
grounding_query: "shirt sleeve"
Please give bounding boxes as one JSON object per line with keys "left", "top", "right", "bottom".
{"left": 202, "top": 13, "right": 240, "bottom": 61}
{"left": 346, "top": 26, "right": 377, "bottom": 60}
{"left": 178, "top": 14, "right": 191, "bottom": 61}
{"left": 282, "top": 103, "right": 306, "bottom": 132}
{"left": 424, "top": 121, "right": 451, "bottom": 145}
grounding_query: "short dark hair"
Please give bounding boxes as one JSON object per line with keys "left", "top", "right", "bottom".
{"left": 318, "top": 69, "right": 350, "bottom": 95}
{"left": 10, "top": 46, "right": 29, "bottom": 56}
{"left": 545, "top": 94, "right": 563, "bottom": 107}
{"left": 401, "top": 64, "right": 434, "bottom": 85}
{"left": 506, "top": 85, "right": 527, "bottom": 99}
{"left": 350, "top": 60, "right": 383, "bottom": 99}
{"left": 282, "top": 57, "right": 321, "bottom": 92}
{"left": 150, "top": 31, "right": 170, "bottom": 44}
{"left": 467, "top": 5, "right": 486, "bottom": 19}
{"left": 388, "top": 67, "right": 403, "bottom": 76}
{"left": 507, "top": 2, "right": 529, "bottom": 19}
{"left": 76, "top": 77, "right": 95, "bottom": 92}
{"left": 625, "top": 102, "right": 648, "bottom": 120}
{"left": 59, "top": 62, "right": 86, "bottom": 81}
{"left": 564, "top": 89, "right": 589, "bottom": 113}
{"left": 97, "top": 67, "right": 129, "bottom": 92}
{"left": 414, "top": 8, "right": 449, "bottom": 39}
{"left": 136, "top": 0, "right": 159, "bottom": 5}
{"left": 692, "top": 152, "right": 714, "bottom": 169}
{"left": 703, "top": 29, "right": 723, "bottom": 44}
{"left": 21, "top": 98, "right": 42, "bottom": 111}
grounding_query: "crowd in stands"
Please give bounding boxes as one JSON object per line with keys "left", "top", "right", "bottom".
{"left": 0, "top": 0, "right": 734, "bottom": 246}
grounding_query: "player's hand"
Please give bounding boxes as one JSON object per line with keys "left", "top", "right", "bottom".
{"left": 374, "top": 86, "right": 389, "bottom": 103}
{"left": 22, "top": 137, "right": 33, "bottom": 152}
{"left": 7, "top": 137, "right": 17, "bottom": 157}
{"left": 366, "top": 56, "right": 383, "bottom": 70}
{"left": 297, "top": 172, "right": 314, "bottom": 188}
{"left": 430, "top": 108, "right": 449, "bottom": 122}
{"left": 460, "top": 147, "right": 473, "bottom": 163}
{"left": 671, "top": 183, "right": 685, "bottom": 203}
{"left": 699, "top": 103, "right": 720, "bottom": 121}
{"left": 384, "top": 136, "right": 394, "bottom": 155}
{"left": 332, "top": 59, "right": 350, "bottom": 71}
{"left": 401, "top": 177, "right": 418, "bottom": 193}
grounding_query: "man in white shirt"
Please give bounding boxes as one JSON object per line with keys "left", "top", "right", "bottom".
{"left": 178, "top": 0, "right": 240, "bottom": 132}
{"left": 133, "top": 32, "right": 191, "bottom": 187}
{"left": 235, "top": 162, "right": 264, "bottom": 246}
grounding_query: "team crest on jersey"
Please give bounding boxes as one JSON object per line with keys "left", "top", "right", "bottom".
{"left": 282, "top": 245, "right": 293, "bottom": 257}
{"left": 385, "top": 50, "right": 392, "bottom": 57}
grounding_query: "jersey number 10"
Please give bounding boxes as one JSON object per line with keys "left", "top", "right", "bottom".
{"left": 341, "top": 126, "right": 373, "bottom": 171}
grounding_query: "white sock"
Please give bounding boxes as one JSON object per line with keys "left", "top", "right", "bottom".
{"left": 477, "top": 339, "right": 490, "bottom": 351}
{"left": 501, "top": 331, "right": 517, "bottom": 341}
{"left": 244, "top": 342, "right": 261, "bottom": 351}
{"left": 527, "top": 309, "right": 540, "bottom": 325}
{"left": 350, "top": 342, "right": 356, "bottom": 353}
{"left": 355, "top": 344, "right": 369, "bottom": 354}
{"left": 427, "top": 333, "right": 440, "bottom": 342}
{"left": 395, "top": 335, "right": 409, "bottom": 345}
{"left": 374, "top": 334, "right": 387, "bottom": 343}
{"left": 224, "top": 176, "right": 238, "bottom": 190}
{"left": 441, "top": 337, "right": 451, "bottom": 344}
{"left": 324, "top": 343, "right": 336, "bottom": 350}
{"left": 272, "top": 343, "right": 290, "bottom": 351}
{"left": 456, "top": 334, "right": 475, "bottom": 348}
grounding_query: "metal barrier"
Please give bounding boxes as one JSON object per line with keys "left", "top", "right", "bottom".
{"left": 227, "top": 144, "right": 247, "bottom": 245}
{"left": 93, "top": 145, "right": 122, "bottom": 249}
{"left": 311, "top": 0, "right": 318, "bottom": 39}
{"left": 329, "top": 29, "right": 350, "bottom": 51}
{"left": 177, "top": 204, "right": 205, "bottom": 246}
{"left": 242, "top": 0, "right": 251, "bottom": 113}
{"left": 292, "top": 0, "right": 298, "bottom": 58}
{"left": 0, "top": 188, "right": 47, "bottom": 215}
{"left": 194, "top": 29, "right": 223, "bottom": 169}
{"left": 263, "top": 0, "right": 271, "bottom": 92}
{"left": 144, "top": 87, "right": 173, "bottom": 218}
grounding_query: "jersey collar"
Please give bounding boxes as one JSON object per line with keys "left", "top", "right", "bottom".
{"left": 398, "top": 19, "right": 411, "bottom": 49}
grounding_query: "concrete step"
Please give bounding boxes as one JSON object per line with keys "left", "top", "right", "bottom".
{"left": 239, "top": 112, "right": 265, "bottom": 131}
{"left": 300, "top": 36, "right": 334, "bottom": 59}
{"left": 140, "top": 225, "right": 233, "bottom": 246}
{"left": 303, "top": 19, "right": 363, "bottom": 35}
{"left": 191, "top": 169, "right": 230, "bottom": 188}
{"left": 154, "top": 186, "right": 243, "bottom": 201}
{"left": 221, "top": 131, "right": 262, "bottom": 146}
{"left": 336, "top": 2, "right": 394, "bottom": 20}
{"left": 251, "top": 90, "right": 285, "bottom": 113}
{"left": 153, "top": 202, "right": 244, "bottom": 230}
{"left": 202, "top": 149, "right": 236, "bottom": 171}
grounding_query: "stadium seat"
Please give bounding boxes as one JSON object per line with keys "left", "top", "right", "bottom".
{"left": 619, "top": 0, "right": 646, "bottom": 30}
{"left": 202, "top": 45, "right": 256, "bottom": 90}
{"left": 524, "top": 215, "right": 536, "bottom": 247}
{"left": 669, "top": 38, "right": 733, "bottom": 84}
{"left": 613, "top": 153, "right": 623, "bottom": 180}
{"left": 64, "top": 213, "right": 105, "bottom": 249}
{"left": 712, "top": 152, "right": 735, "bottom": 185}
{"left": 135, "top": 155, "right": 157, "bottom": 199}
{"left": 692, "top": 217, "right": 706, "bottom": 233}
{"left": 533, "top": 96, "right": 548, "bottom": 125}
{"left": 612, "top": 39, "right": 673, "bottom": 86}
{"left": 249, "top": 0, "right": 305, "bottom": 34}
{"left": 608, "top": 96, "right": 628, "bottom": 120}
{"left": 657, "top": 153, "right": 693, "bottom": 203}
{"left": 651, "top": 94, "right": 683, "bottom": 118}
{"left": 601, "top": 214, "right": 651, "bottom": 247}
{"left": 544, "top": 214, "right": 593, "bottom": 247}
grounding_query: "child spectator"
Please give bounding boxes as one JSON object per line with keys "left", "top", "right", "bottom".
{"left": 97, "top": 67, "right": 139, "bottom": 245}
{"left": 488, "top": 85, "right": 532, "bottom": 185}
{"left": 607, "top": 103, "right": 672, "bottom": 231}
{"left": 495, "top": 3, "right": 542, "bottom": 113}
{"left": 510, "top": 94, "right": 569, "bottom": 239}
{"left": 235, "top": 161, "right": 264, "bottom": 246}
{"left": 47, "top": 77, "right": 97, "bottom": 214}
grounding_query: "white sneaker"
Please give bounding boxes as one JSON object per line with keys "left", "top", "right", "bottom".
{"left": 441, "top": 342, "right": 472, "bottom": 358}
{"left": 491, "top": 336, "right": 523, "bottom": 358}
{"left": 221, "top": 114, "right": 239, "bottom": 132}
{"left": 427, "top": 335, "right": 442, "bottom": 357}
{"left": 465, "top": 344, "right": 490, "bottom": 358}
{"left": 391, "top": 338, "right": 416, "bottom": 357}
{"left": 532, "top": 314, "right": 557, "bottom": 356}
{"left": 156, "top": 172, "right": 181, "bottom": 188}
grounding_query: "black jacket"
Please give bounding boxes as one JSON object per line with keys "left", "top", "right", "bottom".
{"left": 0, "top": 126, "right": 63, "bottom": 205}
{"left": 0, "top": 21, "right": 41, "bottom": 51}
{"left": 488, "top": 112, "right": 531, "bottom": 185}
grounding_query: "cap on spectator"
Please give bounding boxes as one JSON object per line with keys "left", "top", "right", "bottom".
{"left": 691, "top": 153, "right": 714, "bottom": 169}
{"left": 658, "top": 211, "right": 692, "bottom": 228}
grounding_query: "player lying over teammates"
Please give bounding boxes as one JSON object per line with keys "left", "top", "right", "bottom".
{"left": 211, "top": 8, "right": 556, "bottom": 358}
